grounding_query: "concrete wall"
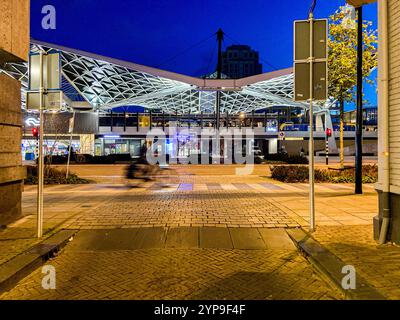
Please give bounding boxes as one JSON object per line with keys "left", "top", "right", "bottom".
{"left": 0, "top": 0, "right": 29, "bottom": 226}
{"left": 0, "top": 74, "right": 26, "bottom": 226}
{"left": 0, "top": 0, "right": 30, "bottom": 64}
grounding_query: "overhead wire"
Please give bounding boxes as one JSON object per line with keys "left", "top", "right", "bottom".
{"left": 224, "top": 32, "right": 279, "bottom": 72}
{"left": 156, "top": 34, "right": 215, "bottom": 68}
{"left": 204, "top": 39, "right": 218, "bottom": 78}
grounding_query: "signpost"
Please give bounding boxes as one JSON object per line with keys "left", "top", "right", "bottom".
{"left": 294, "top": 13, "right": 328, "bottom": 232}
{"left": 27, "top": 50, "right": 61, "bottom": 238}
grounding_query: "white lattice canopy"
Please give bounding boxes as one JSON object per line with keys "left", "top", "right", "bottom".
{"left": 0, "top": 40, "right": 331, "bottom": 114}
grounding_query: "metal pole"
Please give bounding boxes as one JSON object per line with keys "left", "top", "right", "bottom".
{"left": 37, "top": 51, "right": 45, "bottom": 238}
{"left": 325, "top": 138, "right": 329, "bottom": 165}
{"left": 66, "top": 112, "right": 76, "bottom": 179}
{"left": 325, "top": 113, "right": 329, "bottom": 165}
{"left": 264, "top": 111, "right": 267, "bottom": 130}
{"left": 215, "top": 29, "right": 224, "bottom": 160}
{"left": 149, "top": 110, "right": 153, "bottom": 130}
{"left": 123, "top": 108, "right": 127, "bottom": 132}
{"left": 355, "top": 6, "right": 363, "bottom": 195}
{"left": 309, "top": 12, "right": 316, "bottom": 232}
{"left": 216, "top": 28, "right": 224, "bottom": 131}
{"left": 110, "top": 109, "right": 113, "bottom": 132}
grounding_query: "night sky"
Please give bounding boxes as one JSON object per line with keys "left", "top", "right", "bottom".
{"left": 30, "top": 0, "right": 378, "bottom": 108}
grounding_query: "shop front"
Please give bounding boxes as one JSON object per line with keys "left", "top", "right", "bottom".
{"left": 95, "top": 136, "right": 145, "bottom": 157}
{"left": 22, "top": 137, "right": 81, "bottom": 161}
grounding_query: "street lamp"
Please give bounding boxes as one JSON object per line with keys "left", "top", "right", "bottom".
{"left": 355, "top": 5, "right": 364, "bottom": 195}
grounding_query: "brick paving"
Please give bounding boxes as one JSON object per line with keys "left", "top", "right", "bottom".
{"left": 0, "top": 227, "right": 40, "bottom": 266}
{"left": 311, "top": 225, "right": 400, "bottom": 300}
{"left": 0, "top": 229, "right": 342, "bottom": 300}
{"left": 63, "top": 190, "right": 298, "bottom": 229}
{"left": 0, "top": 165, "right": 381, "bottom": 300}
{"left": 20, "top": 178, "right": 377, "bottom": 230}
{"left": 0, "top": 187, "right": 113, "bottom": 266}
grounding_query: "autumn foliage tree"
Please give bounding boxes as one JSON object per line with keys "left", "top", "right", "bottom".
{"left": 328, "top": 5, "right": 377, "bottom": 168}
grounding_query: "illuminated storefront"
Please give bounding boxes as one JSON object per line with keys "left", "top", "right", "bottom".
{"left": 21, "top": 137, "right": 80, "bottom": 161}
{"left": 94, "top": 136, "right": 144, "bottom": 157}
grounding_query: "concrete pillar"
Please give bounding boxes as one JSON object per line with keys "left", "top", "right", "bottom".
{"left": 324, "top": 111, "right": 338, "bottom": 152}
{"left": 268, "top": 138, "right": 278, "bottom": 154}
{"left": 0, "top": 0, "right": 29, "bottom": 226}
{"left": 80, "top": 134, "right": 95, "bottom": 155}
{"left": 316, "top": 114, "right": 324, "bottom": 132}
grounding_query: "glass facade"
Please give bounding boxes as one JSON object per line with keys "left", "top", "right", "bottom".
{"left": 95, "top": 138, "right": 144, "bottom": 157}
{"left": 22, "top": 138, "right": 80, "bottom": 161}
{"left": 98, "top": 112, "right": 279, "bottom": 130}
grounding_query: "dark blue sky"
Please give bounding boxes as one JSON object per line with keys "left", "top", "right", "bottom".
{"left": 31, "top": 0, "right": 378, "bottom": 107}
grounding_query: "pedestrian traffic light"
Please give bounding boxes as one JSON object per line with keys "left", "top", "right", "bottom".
{"left": 326, "top": 128, "right": 332, "bottom": 137}
{"left": 32, "top": 127, "right": 39, "bottom": 138}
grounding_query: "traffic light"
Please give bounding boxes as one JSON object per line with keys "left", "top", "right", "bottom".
{"left": 32, "top": 127, "right": 39, "bottom": 138}
{"left": 31, "top": 127, "right": 39, "bottom": 160}
{"left": 326, "top": 128, "right": 332, "bottom": 138}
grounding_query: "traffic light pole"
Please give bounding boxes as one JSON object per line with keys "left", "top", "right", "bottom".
{"left": 325, "top": 138, "right": 329, "bottom": 165}
{"left": 325, "top": 117, "right": 330, "bottom": 166}
{"left": 37, "top": 50, "right": 45, "bottom": 238}
{"left": 309, "top": 12, "right": 316, "bottom": 232}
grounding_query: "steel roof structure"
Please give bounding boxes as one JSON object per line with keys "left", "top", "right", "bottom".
{"left": 0, "top": 40, "right": 331, "bottom": 114}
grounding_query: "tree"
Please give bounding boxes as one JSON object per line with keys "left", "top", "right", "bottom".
{"left": 328, "top": 5, "right": 377, "bottom": 168}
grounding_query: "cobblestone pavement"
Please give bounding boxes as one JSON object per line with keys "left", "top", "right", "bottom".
{"left": 0, "top": 228, "right": 342, "bottom": 300}
{"left": 312, "top": 225, "right": 400, "bottom": 300}
{"left": 0, "top": 166, "right": 379, "bottom": 300}
{"left": 19, "top": 178, "right": 376, "bottom": 230}
{"left": 2, "top": 174, "right": 376, "bottom": 265}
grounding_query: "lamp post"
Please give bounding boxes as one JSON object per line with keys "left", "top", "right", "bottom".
{"left": 37, "top": 50, "right": 44, "bottom": 238}
{"left": 355, "top": 5, "right": 363, "bottom": 194}
{"left": 347, "top": 0, "right": 377, "bottom": 196}
{"left": 216, "top": 28, "right": 224, "bottom": 131}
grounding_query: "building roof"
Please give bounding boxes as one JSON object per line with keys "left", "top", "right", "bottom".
{"left": 0, "top": 39, "right": 331, "bottom": 114}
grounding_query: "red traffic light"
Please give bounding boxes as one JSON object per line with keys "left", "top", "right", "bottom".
{"left": 32, "top": 127, "right": 39, "bottom": 138}
{"left": 326, "top": 128, "right": 332, "bottom": 137}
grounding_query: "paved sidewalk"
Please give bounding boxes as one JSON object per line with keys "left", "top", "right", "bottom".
{"left": 0, "top": 185, "right": 112, "bottom": 266}
{"left": 1, "top": 175, "right": 377, "bottom": 266}
{"left": 311, "top": 225, "right": 400, "bottom": 299}
{"left": 20, "top": 180, "right": 377, "bottom": 229}
{"left": 0, "top": 166, "right": 382, "bottom": 300}
{"left": 0, "top": 227, "right": 342, "bottom": 300}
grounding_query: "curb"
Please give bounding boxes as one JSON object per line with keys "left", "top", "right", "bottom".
{"left": 286, "top": 228, "right": 386, "bottom": 300}
{"left": 0, "top": 229, "right": 78, "bottom": 294}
